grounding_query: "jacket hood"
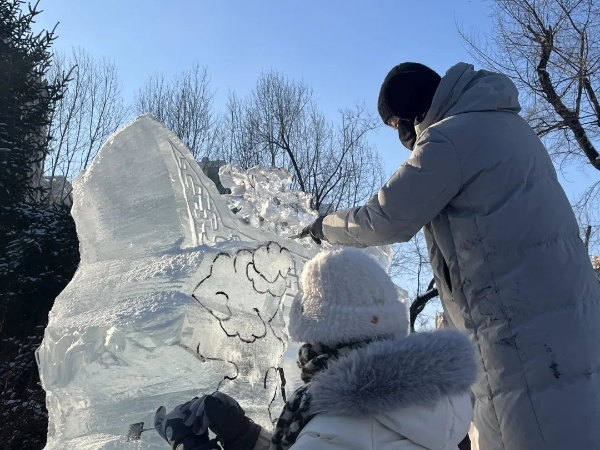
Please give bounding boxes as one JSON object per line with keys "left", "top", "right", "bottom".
{"left": 416, "top": 62, "right": 521, "bottom": 135}
{"left": 308, "top": 329, "right": 477, "bottom": 416}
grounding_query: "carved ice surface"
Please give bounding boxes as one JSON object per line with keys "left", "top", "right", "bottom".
{"left": 218, "top": 165, "right": 396, "bottom": 272}
{"left": 219, "top": 164, "right": 317, "bottom": 237}
{"left": 37, "top": 115, "right": 314, "bottom": 449}
{"left": 218, "top": 165, "right": 405, "bottom": 396}
{"left": 37, "top": 115, "right": 406, "bottom": 450}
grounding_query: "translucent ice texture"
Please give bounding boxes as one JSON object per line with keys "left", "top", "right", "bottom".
{"left": 37, "top": 116, "right": 316, "bottom": 449}
{"left": 218, "top": 165, "right": 405, "bottom": 404}
{"left": 218, "top": 165, "right": 395, "bottom": 272}
{"left": 219, "top": 164, "right": 317, "bottom": 237}
{"left": 37, "top": 115, "right": 406, "bottom": 450}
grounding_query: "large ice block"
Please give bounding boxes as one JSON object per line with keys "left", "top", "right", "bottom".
{"left": 37, "top": 115, "right": 317, "bottom": 449}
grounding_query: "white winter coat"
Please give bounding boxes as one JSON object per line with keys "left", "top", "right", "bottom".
{"left": 254, "top": 330, "right": 476, "bottom": 450}
{"left": 321, "top": 62, "right": 600, "bottom": 449}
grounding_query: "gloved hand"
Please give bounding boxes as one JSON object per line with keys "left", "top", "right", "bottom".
{"left": 154, "top": 397, "right": 219, "bottom": 450}
{"left": 298, "top": 216, "right": 326, "bottom": 245}
{"left": 204, "top": 392, "right": 261, "bottom": 450}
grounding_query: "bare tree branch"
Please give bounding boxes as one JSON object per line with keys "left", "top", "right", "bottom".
{"left": 584, "top": 225, "right": 592, "bottom": 249}
{"left": 43, "top": 47, "right": 128, "bottom": 204}
{"left": 134, "top": 63, "right": 217, "bottom": 161}
{"left": 389, "top": 231, "right": 441, "bottom": 331}
{"left": 459, "top": 0, "right": 600, "bottom": 169}
{"left": 458, "top": 0, "right": 600, "bottom": 255}
{"left": 409, "top": 279, "right": 438, "bottom": 333}
{"left": 218, "top": 70, "right": 383, "bottom": 212}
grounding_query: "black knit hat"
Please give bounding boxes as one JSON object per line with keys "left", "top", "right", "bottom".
{"left": 377, "top": 62, "right": 442, "bottom": 124}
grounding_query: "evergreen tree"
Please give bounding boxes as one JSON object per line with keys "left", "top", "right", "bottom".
{"left": 0, "top": 0, "right": 66, "bottom": 210}
{"left": 0, "top": 2, "right": 79, "bottom": 448}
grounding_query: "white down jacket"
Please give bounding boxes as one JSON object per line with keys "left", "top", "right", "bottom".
{"left": 254, "top": 330, "right": 476, "bottom": 450}
{"left": 321, "top": 63, "right": 600, "bottom": 449}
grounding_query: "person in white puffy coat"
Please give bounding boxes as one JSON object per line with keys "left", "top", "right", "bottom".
{"left": 155, "top": 248, "right": 477, "bottom": 450}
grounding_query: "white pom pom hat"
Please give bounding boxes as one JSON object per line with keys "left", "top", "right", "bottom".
{"left": 288, "top": 248, "right": 409, "bottom": 345}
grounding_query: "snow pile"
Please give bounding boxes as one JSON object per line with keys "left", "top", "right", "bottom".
{"left": 219, "top": 164, "right": 316, "bottom": 237}
{"left": 37, "top": 115, "right": 405, "bottom": 450}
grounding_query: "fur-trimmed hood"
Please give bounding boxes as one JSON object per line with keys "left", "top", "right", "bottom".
{"left": 308, "top": 329, "right": 477, "bottom": 416}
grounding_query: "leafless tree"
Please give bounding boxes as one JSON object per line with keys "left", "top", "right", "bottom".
{"left": 574, "top": 186, "right": 600, "bottom": 254}
{"left": 218, "top": 91, "right": 263, "bottom": 170}
{"left": 43, "top": 47, "right": 128, "bottom": 204}
{"left": 389, "top": 232, "right": 440, "bottom": 332}
{"left": 458, "top": 0, "right": 600, "bottom": 255}
{"left": 134, "top": 63, "right": 218, "bottom": 161}
{"left": 218, "top": 71, "right": 384, "bottom": 212}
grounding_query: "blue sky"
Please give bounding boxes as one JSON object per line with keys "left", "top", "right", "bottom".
{"left": 31, "top": 0, "right": 596, "bottom": 318}
{"left": 34, "top": 0, "right": 593, "bottom": 192}
{"left": 33, "top": 0, "right": 593, "bottom": 220}
{"left": 35, "top": 0, "right": 492, "bottom": 171}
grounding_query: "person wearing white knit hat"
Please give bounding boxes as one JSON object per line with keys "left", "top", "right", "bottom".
{"left": 155, "top": 248, "right": 477, "bottom": 450}
{"left": 288, "top": 247, "right": 409, "bottom": 345}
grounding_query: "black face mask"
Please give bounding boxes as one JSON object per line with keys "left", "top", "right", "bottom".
{"left": 397, "top": 118, "right": 416, "bottom": 150}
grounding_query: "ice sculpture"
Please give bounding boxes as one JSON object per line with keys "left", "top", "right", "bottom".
{"left": 219, "top": 164, "right": 396, "bottom": 272}
{"left": 219, "top": 164, "right": 317, "bottom": 237}
{"left": 37, "top": 115, "right": 318, "bottom": 450}
{"left": 218, "top": 165, "right": 404, "bottom": 394}
{"left": 37, "top": 114, "right": 405, "bottom": 450}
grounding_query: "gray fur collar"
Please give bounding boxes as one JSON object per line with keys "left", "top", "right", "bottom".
{"left": 308, "top": 329, "right": 477, "bottom": 416}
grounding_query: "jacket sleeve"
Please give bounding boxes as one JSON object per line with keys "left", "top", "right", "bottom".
{"left": 322, "top": 129, "right": 462, "bottom": 247}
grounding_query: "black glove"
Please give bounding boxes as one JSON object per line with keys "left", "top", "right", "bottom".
{"left": 154, "top": 397, "right": 219, "bottom": 450}
{"left": 298, "top": 216, "right": 326, "bottom": 245}
{"left": 203, "top": 392, "right": 261, "bottom": 450}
